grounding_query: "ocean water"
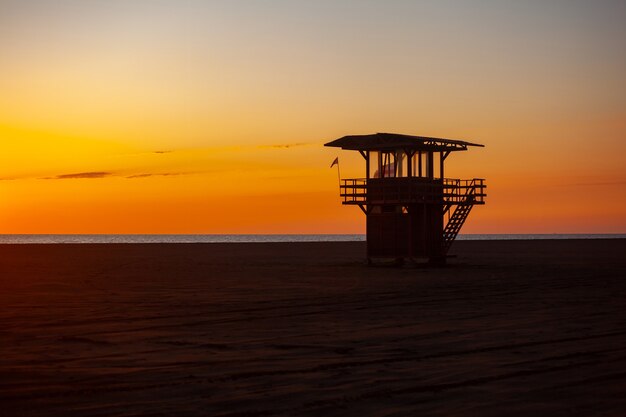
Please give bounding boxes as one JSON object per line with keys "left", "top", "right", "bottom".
{"left": 0, "top": 234, "right": 624, "bottom": 244}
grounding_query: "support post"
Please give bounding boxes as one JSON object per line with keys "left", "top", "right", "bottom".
{"left": 440, "top": 152, "right": 444, "bottom": 180}
{"left": 418, "top": 151, "right": 422, "bottom": 177}
{"left": 406, "top": 150, "right": 413, "bottom": 177}
{"left": 427, "top": 152, "right": 434, "bottom": 179}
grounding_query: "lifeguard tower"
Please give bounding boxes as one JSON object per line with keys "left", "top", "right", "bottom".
{"left": 325, "top": 133, "right": 486, "bottom": 265}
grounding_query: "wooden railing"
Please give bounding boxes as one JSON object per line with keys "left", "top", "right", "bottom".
{"left": 339, "top": 177, "right": 486, "bottom": 205}
{"left": 442, "top": 178, "right": 486, "bottom": 204}
{"left": 340, "top": 178, "right": 368, "bottom": 204}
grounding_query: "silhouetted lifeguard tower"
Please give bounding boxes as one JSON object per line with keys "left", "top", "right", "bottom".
{"left": 325, "top": 133, "right": 486, "bottom": 265}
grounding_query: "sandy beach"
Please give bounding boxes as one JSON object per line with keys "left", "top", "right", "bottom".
{"left": 1, "top": 239, "right": 625, "bottom": 416}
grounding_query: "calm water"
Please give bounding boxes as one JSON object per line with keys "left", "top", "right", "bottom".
{"left": 0, "top": 234, "right": 624, "bottom": 244}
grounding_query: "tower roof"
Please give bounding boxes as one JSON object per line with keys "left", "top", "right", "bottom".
{"left": 324, "top": 132, "right": 483, "bottom": 152}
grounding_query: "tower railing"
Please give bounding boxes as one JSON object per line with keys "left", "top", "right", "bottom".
{"left": 339, "top": 178, "right": 368, "bottom": 204}
{"left": 339, "top": 177, "right": 486, "bottom": 205}
{"left": 442, "top": 178, "right": 486, "bottom": 204}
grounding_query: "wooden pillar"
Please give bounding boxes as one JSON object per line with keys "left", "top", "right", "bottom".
{"left": 427, "top": 152, "right": 434, "bottom": 179}
{"left": 418, "top": 151, "right": 422, "bottom": 177}
{"left": 365, "top": 151, "right": 370, "bottom": 179}
{"left": 439, "top": 152, "right": 444, "bottom": 179}
{"left": 396, "top": 151, "right": 403, "bottom": 177}
{"left": 406, "top": 151, "right": 413, "bottom": 177}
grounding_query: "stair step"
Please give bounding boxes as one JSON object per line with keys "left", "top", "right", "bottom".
{"left": 443, "top": 201, "right": 475, "bottom": 253}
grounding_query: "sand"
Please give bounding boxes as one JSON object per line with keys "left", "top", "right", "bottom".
{"left": 1, "top": 240, "right": 625, "bottom": 416}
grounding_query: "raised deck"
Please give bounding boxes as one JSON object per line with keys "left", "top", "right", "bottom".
{"left": 340, "top": 177, "right": 486, "bottom": 206}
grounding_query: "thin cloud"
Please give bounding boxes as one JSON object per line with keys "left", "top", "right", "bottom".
{"left": 550, "top": 180, "right": 626, "bottom": 187}
{"left": 260, "top": 142, "right": 311, "bottom": 149}
{"left": 125, "top": 173, "right": 153, "bottom": 179}
{"left": 125, "top": 172, "right": 188, "bottom": 179}
{"left": 111, "top": 150, "right": 175, "bottom": 157}
{"left": 6, "top": 169, "right": 217, "bottom": 181}
{"left": 44, "top": 172, "right": 113, "bottom": 180}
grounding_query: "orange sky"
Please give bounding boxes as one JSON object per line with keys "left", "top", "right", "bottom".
{"left": 1, "top": 1, "right": 625, "bottom": 234}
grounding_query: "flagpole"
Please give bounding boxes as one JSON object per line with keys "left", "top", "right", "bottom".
{"left": 331, "top": 157, "right": 341, "bottom": 192}
{"left": 336, "top": 160, "right": 341, "bottom": 190}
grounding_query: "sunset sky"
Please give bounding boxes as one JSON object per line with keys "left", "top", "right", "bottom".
{"left": 1, "top": 0, "right": 625, "bottom": 234}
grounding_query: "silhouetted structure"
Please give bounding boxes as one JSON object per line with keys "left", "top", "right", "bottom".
{"left": 325, "top": 133, "right": 486, "bottom": 265}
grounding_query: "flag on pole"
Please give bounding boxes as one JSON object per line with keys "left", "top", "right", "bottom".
{"left": 330, "top": 156, "right": 341, "bottom": 189}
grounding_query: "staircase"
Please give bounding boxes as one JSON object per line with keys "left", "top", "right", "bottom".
{"left": 442, "top": 199, "right": 473, "bottom": 254}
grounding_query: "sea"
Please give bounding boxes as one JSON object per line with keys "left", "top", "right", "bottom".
{"left": 0, "top": 234, "right": 624, "bottom": 244}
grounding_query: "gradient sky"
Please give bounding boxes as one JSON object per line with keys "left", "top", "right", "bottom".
{"left": 1, "top": 0, "right": 625, "bottom": 233}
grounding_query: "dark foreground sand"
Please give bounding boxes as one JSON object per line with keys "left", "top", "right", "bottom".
{"left": 1, "top": 240, "right": 625, "bottom": 417}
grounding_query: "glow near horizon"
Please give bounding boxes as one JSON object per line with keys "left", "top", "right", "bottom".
{"left": 0, "top": 0, "right": 625, "bottom": 233}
